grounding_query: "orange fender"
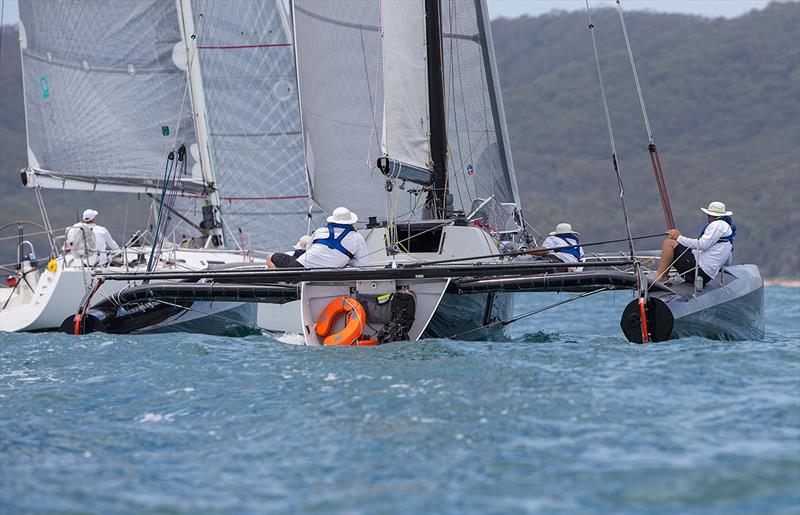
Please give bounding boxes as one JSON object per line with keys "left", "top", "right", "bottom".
{"left": 316, "top": 297, "right": 373, "bottom": 346}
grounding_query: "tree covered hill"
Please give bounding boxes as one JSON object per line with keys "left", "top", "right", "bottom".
{"left": 492, "top": 1, "right": 799, "bottom": 277}
{"left": 1, "top": 2, "right": 798, "bottom": 276}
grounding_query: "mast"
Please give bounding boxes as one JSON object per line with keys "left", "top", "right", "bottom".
{"left": 424, "top": 0, "right": 449, "bottom": 219}
{"left": 176, "top": 0, "right": 224, "bottom": 247}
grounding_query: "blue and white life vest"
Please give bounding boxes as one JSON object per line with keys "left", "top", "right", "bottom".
{"left": 312, "top": 223, "right": 355, "bottom": 259}
{"left": 699, "top": 215, "right": 736, "bottom": 245}
{"left": 555, "top": 234, "right": 582, "bottom": 260}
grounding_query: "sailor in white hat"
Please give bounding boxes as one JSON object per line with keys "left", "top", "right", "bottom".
{"left": 266, "top": 207, "right": 368, "bottom": 269}
{"left": 655, "top": 201, "right": 736, "bottom": 285}
{"left": 530, "top": 223, "right": 585, "bottom": 272}
{"left": 65, "top": 209, "right": 120, "bottom": 266}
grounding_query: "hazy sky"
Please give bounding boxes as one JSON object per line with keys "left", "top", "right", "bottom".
{"left": 0, "top": 0, "right": 788, "bottom": 25}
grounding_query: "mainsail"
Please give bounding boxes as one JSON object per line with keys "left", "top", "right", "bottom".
{"left": 188, "top": 0, "right": 311, "bottom": 252}
{"left": 293, "top": 0, "right": 522, "bottom": 222}
{"left": 18, "top": 0, "right": 201, "bottom": 195}
{"left": 19, "top": 0, "right": 311, "bottom": 252}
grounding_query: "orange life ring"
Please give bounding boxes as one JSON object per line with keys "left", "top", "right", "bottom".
{"left": 315, "top": 297, "right": 377, "bottom": 346}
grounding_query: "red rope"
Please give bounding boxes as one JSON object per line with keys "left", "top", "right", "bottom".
{"left": 197, "top": 43, "right": 291, "bottom": 50}
{"left": 181, "top": 194, "right": 308, "bottom": 201}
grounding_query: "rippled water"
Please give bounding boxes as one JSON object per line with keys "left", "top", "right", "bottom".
{"left": 2, "top": 287, "right": 798, "bottom": 514}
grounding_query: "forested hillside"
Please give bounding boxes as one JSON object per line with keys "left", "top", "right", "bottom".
{"left": 1, "top": 2, "right": 798, "bottom": 276}
{"left": 491, "top": 2, "right": 799, "bottom": 277}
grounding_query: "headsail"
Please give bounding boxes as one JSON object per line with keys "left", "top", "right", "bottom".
{"left": 18, "top": 0, "right": 199, "bottom": 194}
{"left": 292, "top": 0, "right": 390, "bottom": 220}
{"left": 189, "top": 0, "right": 311, "bottom": 251}
{"left": 441, "top": 0, "right": 521, "bottom": 211}
{"left": 380, "top": 0, "right": 431, "bottom": 175}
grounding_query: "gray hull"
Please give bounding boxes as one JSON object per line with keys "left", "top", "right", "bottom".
{"left": 655, "top": 264, "right": 765, "bottom": 341}
{"left": 424, "top": 291, "right": 513, "bottom": 341}
{"left": 135, "top": 301, "right": 259, "bottom": 337}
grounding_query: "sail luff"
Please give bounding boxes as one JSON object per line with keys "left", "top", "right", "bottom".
{"left": 380, "top": 0, "right": 431, "bottom": 172}
{"left": 289, "top": 0, "right": 317, "bottom": 211}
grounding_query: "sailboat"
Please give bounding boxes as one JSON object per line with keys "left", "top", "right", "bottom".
{"left": 64, "top": 0, "right": 764, "bottom": 343}
{"left": 1, "top": 0, "right": 310, "bottom": 332}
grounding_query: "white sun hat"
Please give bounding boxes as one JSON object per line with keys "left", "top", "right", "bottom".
{"left": 293, "top": 234, "right": 311, "bottom": 250}
{"left": 82, "top": 209, "right": 99, "bottom": 222}
{"left": 327, "top": 206, "right": 358, "bottom": 225}
{"left": 700, "top": 201, "right": 732, "bottom": 217}
{"left": 549, "top": 222, "right": 579, "bottom": 236}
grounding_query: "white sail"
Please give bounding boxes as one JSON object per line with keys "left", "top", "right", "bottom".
{"left": 188, "top": 0, "right": 312, "bottom": 251}
{"left": 440, "top": 0, "right": 521, "bottom": 211}
{"left": 293, "top": 0, "right": 522, "bottom": 222}
{"left": 380, "top": 0, "right": 431, "bottom": 172}
{"left": 18, "top": 0, "right": 199, "bottom": 194}
{"left": 292, "top": 0, "right": 391, "bottom": 220}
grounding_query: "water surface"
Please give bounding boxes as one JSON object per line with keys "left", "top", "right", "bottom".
{"left": 2, "top": 287, "right": 798, "bottom": 513}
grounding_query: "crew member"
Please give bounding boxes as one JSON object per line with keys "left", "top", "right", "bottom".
{"left": 529, "top": 223, "right": 584, "bottom": 272}
{"left": 83, "top": 209, "right": 120, "bottom": 266}
{"left": 655, "top": 201, "right": 735, "bottom": 285}
{"left": 291, "top": 235, "right": 310, "bottom": 259}
{"left": 267, "top": 207, "right": 368, "bottom": 269}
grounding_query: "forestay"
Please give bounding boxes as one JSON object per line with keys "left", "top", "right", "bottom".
{"left": 189, "top": 0, "right": 311, "bottom": 251}
{"left": 18, "top": 1, "right": 199, "bottom": 192}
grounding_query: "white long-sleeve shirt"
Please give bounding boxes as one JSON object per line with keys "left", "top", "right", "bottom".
{"left": 91, "top": 225, "right": 119, "bottom": 266}
{"left": 676, "top": 219, "right": 733, "bottom": 279}
{"left": 297, "top": 226, "right": 368, "bottom": 268}
{"left": 542, "top": 235, "right": 584, "bottom": 272}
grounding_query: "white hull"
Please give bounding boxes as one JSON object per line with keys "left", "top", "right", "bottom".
{"left": 74, "top": 224, "right": 511, "bottom": 342}
{"left": 0, "top": 247, "right": 254, "bottom": 332}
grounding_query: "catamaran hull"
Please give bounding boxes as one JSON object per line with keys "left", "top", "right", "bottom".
{"left": 664, "top": 264, "right": 764, "bottom": 341}
{"left": 621, "top": 264, "right": 765, "bottom": 342}
{"left": 255, "top": 291, "right": 513, "bottom": 342}
{"left": 424, "top": 291, "right": 512, "bottom": 340}
{"left": 124, "top": 301, "right": 259, "bottom": 337}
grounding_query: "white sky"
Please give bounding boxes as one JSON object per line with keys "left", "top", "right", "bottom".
{"left": 0, "top": 0, "right": 788, "bottom": 25}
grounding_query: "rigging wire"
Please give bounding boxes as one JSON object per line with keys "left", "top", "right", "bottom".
{"left": 147, "top": 152, "right": 177, "bottom": 272}
{"left": 448, "top": 287, "right": 610, "bottom": 339}
{"left": 413, "top": 232, "right": 664, "bottom": 267}
{"left": 584, "top": 1, "right": 636, "bottom": 260}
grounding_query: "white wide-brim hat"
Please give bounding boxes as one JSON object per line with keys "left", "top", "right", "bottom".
{"left": 549, "top": 222, "right": 579, "bottom": 236}
{"left": 327, "top": 206, "right": 358, "bottom": 225}
{"left": 293, "top": 234, "right": 310, "bottom": 250}
{"left": 82, "top": 208, "right": 98, "bottom": 222}
{"left": 700, "top": 201, "right": 732, "bottom": 217}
